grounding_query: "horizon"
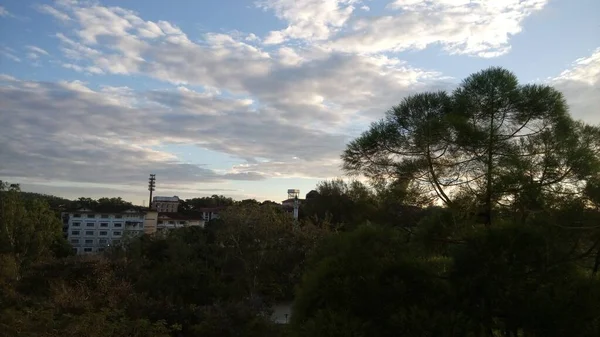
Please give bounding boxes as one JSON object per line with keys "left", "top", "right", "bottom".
{"left": 1, "top": 0, "right": 598, "bottom": 204}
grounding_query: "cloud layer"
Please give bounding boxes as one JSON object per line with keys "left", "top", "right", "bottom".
{"left": 0, "top": 0, "right": 598, "bottom": 201}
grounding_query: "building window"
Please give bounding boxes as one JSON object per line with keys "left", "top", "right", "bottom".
{"left": 86, "top": 223, "right": 95, "bottom": 227}
{"left": 99, "top": 231, "right": 108, "bottom": 236}
{"left": 100, "top": 223, "right": 108, "bottom": 227}
{"left": 113, "top": 239, "right": 121, "bottom": 244}
{"left": 158, "top": 220, "right": 164, "bottom": 224}
{"left": 179, "top": 221, "right": 186, "bottom": 225}
{"left": 99, "top": 239, "right": 107, "bottom": 244}
{"left": 85, "top": 239, "right": 93, "bottom": 244}
{"left": 70, "top": 239, "right": 79, "bottom": 244}
{"left": 73, "top": 214, "right": 81, "bottom": 218}
{"left": 71, "top": 230, "right": 80, "bottom": 236}
{"left": 87, "top": 214, "right": 95, "bottom": 218}
{"left": 83, "top": 248, "right": 93, "bottom": 252}
{"left": 85, "top": 231, "right": 94, "bottom": 236}
{"left": 100, "top": 214, "right": 109, "bottom": 218}
{"left": 72, "top": 222, "right": 81, "bottom": 227}
{"left": 115, "top": 214, "right": 123, "bottom": 219}
{"left": 113, "top": 231, "right": 122, "bottom": 236}
{"left": 113, "top": 223, "right": 122, "bottom": 228}
{"left": 168, "top": 221, "right": 175, "bottom": 224}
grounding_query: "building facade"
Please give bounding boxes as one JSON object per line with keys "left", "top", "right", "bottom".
{"left": 63, "top": 208, "right": 145, "bottom": 254}
{"left": 196, "top": 207, "right": 225, "bottom": 222}
{"left": 151, "top": 196, "right": 180, "bottom": 213}
{"left": 142, "top": 212, "right": 206, "bottom": 234}
{"left": 156, "top": 213, "right": 205, "bottom": 233}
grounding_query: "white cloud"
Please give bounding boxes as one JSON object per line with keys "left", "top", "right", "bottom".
{"left": 555, "top": 48, "right": 600, "bottom": 86}
{"left": 277, "top": 46, "right": 305, "bottom": 66}
{"left": 26, "top": 45, "right": 49, "bottom": 56}
{"left": 16, "top": 1, "right": 572, "bottom": 198}
{"left": 55, "top": 32, "right": 103, "bottom": 61}
{"left": 3, "top": 2, "right": 453, "bottom": 183}
{"left": 0, "top": 74, "right": 16, "bottom": 81}
{"left": 0, "top": 77, "right": 351, "bottom": 185}
{"left": 46, "top": 2, "right": 447, "bottom": 126}
{"left": 252, "top": 0, "right": 547, "bottom": 57}
{"left": 553, "top": 48, "right": 600, "bottom": 124}
{"left": 329, "top": 0, "right": 548, "bottom": 57}
{"left": 246, "top": 33, "right": 260, "bottom": 42}
{"left": 0, "top": 48, "right": 21, "bottom": 62}
{"left": 0, "top": 6, "right": 9, "bottom": 17}
{"left": 25, "top": 45, "right": 49, "bottom": 60}
{"left": 256, "top": 0, "right": 360, "bottom": 44}
{"left": 34, "top": 4, "right": 72, "bottom": 22}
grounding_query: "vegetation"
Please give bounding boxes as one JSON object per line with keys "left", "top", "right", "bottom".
{"left": 1, "top": 68, "right": 599, "bottom": 336}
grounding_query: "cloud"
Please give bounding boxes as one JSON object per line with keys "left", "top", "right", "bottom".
{"left": 253, "top": 0, "right": 546, "bottom": 57}
{"left": 0, "top": 6, "right": 9, "bottom": 17}
{"left": 552, "top": 48, "right": 600, "bottom": 124}
{"left": 0, "top": 77, "right": 349, "bottom": 187}
{"left": 0, "top": 47, "right": 21, "bottom": 62}
{"left": 26, "top": 45, "right": 49, "bottom": 56}
{"left": 328, "top": 0, "right": 548, "bottom": 57}
{"left": 3, "top": 0, "right": 596, "bottom": 202}
{"left": 0, "top": 1, "right": 458, "bottom": 193}
{"left": 44, "top": 2, "right": 447, "bottom": 126}
{"left": 256, "top": 0, "right": 360, "bottom": 44}
{"left": 25, "top": 45, "right": 49, "bottom": 60}
{"left": 34, "top": 3, "right": 72, "bottom": 22}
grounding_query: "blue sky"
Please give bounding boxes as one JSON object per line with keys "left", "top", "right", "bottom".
{"left": 0, "top": 0, "right": 599, "bottom": 204}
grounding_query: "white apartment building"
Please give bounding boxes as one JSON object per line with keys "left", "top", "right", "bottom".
{"left": 63, "top": 208, "right": 145, "bottom": 254}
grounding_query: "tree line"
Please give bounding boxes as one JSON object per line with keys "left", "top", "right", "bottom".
{"left": 1, "top": 67, "right": 599, "bottom": 336}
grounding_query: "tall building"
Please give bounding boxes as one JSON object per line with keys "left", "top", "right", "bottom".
{"left": 62, "top": 208, "right": 145, "bottom": 254}
{"left": 151, "top": 196, "right": 180, "bottom": 213}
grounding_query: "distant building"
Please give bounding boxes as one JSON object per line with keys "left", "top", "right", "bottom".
{"left": 155, "top": 212, "right": 205, "bottom": 233}
{"left": 151, "top": 196, "right": 180, "bottom": 213}
{"left": 195, "top": 206, "right": 227, "bottom": 222}
{"left": 62, "top": 208, "right": 146, "bottom": 255}
{"left": 281, "top": 198, "right": 303, "bottom": 208}
{"left": 281, "top": 198, "right": 304, "bottom": 218}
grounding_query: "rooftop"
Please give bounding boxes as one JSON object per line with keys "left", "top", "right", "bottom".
{"left": 153, "top": 196, "right": 180, "bottom": 202}
{"left": 63, "top": 206, "right": 146, "bottom": 214}
{"left": 158, "top": 212, "right": 205, "bottom": 220}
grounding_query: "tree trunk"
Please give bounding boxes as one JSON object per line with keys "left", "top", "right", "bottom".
{"left": 485, "top": 106, "right": 495, "bottom": 227}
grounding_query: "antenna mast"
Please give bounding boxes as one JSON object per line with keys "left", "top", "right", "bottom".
{"left": 148, "top": 174, "right": 156, "bottom": 210}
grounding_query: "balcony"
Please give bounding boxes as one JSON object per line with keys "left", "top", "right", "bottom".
{"left": 125, "top": 220, "right": 144, "bottom": 231}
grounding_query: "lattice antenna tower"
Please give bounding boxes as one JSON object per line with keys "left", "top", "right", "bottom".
{"left": 148, "top": 174, "right": 156, "bottom": 210}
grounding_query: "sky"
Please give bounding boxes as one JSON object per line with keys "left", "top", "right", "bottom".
{"left": 0, "top": 0, "right": 598, "bottom": 204}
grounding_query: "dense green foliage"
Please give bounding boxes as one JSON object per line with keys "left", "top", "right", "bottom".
{"left": 0, "top": 189, "right": 323, "bottom": 336}
{"left": 2, "top": 68, "right": 600, "bottom": 336}
{"left": 289, "top": 67, "right": 600, "bottom": 336}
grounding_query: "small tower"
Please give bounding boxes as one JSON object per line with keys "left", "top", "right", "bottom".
{"left": 287, "top": 189, "right": 300, "bottom": 221}
{"left": 148, "top": 174, "right": 156, "bottom": 210}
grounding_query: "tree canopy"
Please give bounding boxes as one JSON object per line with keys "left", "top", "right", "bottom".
{"left": 342, "top": 67, "right": 600, "bottom": 225}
